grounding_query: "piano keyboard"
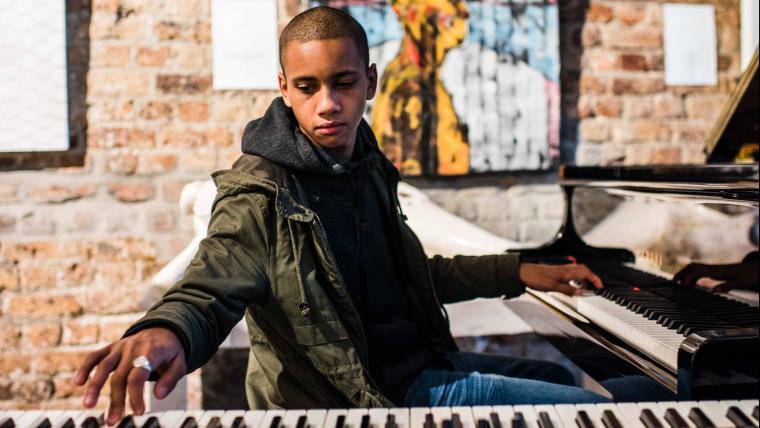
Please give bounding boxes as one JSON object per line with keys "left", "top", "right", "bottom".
{"left": 1, "top": 401, "right": 758, "bottom": 428}
{"left": 545, "top": 264, "right": 760, "bottom": 372}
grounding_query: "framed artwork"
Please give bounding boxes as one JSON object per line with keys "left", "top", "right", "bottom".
{"left": 313, "top": 0, "right": 560, "bottom": 176}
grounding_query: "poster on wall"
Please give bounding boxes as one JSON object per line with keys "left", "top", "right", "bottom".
{"left": 312, "top": 0, "right": 560, "bottom": 176}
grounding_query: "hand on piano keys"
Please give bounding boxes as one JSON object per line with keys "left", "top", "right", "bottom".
{"left": 2, "top": 401, "right": 758, "bottom": 428}
{"left": 673, "top": 259, "right": 759, "bottom": 293}
{"left": 519, "top": 263, "right": 604, "bottom": 297}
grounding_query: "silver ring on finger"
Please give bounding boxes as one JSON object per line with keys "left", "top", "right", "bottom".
{"left": 132, "top": 355, "right": 154, "bottom": 373}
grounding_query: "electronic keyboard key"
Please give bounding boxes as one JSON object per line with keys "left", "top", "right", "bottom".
{"left": 731, "top": 402, "right": 759, "bottom": 427}
{"left": 536, "top": 412, "right": 553, "bottom": 428}
{"left": 261, "top": 411, "right": 286, "bottom": 428}
{"left": 410, "top": 409, "right": 430, "bottom": 428}
{"left": 141, "top": 417, "right": 160, "bottom": 428}
{"left": 387, "top": 408, "right": 410, "bottom": 428}
{"left": 324, "top": 410, "right": 347, "bottom": 428}
{"left": 425, "top": 414, "right": 436, "bottom": 428}
{"left": 1, "top": 417, "right": 13, "bottom": 428}
{"left": 16, "top": 411, "right": 45, "bottom": 428}
{"left": 281, "top": 411, "right": 307, "bottom": 428}
{"left": 597, "top": 403, "right": 640, "bottom": 428}
{"left": 576, "top": 410, "right": 596, "bottom": 428}
{"left": 490, "top": 407, "right": 513, "bottom": 428}
{"left": 753, "top": 407, "right": 758, "bottom": 423}
{"left": 663, "top": 409, "right": 688, "bottom": 428}
{"left": 449, "top": 407, "right": 475, "bottom": 428}
{"left": 384, "top": 414, "right": 396, "bottom": 428}
{"left": 697, "top": 402, "right": 734, "bottom": 428}
{"left": 470, "top": 408, "right": 493, "bottom": 428}
{"left": 531, "top": 406, "right": 561, "bottom": 428}
{"left": 238, "top": 410, "right": 267, "bottom": 428}
{"left": 687, "top": 408, "right": 714, "bottom": 428}
{"left": 306, "top": 410, "right": 328, "bottom": 428}
{"left": 510, "top": 412, "right": 526, "bottom": 428}
{"left": 553, "top": 405, "right": 579, "bottom": 428}
{"left": 513, "top": 406, "right": 538, "bottom": 428}
{"left": 476, "top": 421, "right": 488, "bottom": 428}
{"left": 601, "top": 410, "right": 624, "bottom": 428}
{"left": 725, "top": 406, "right": 753, "bottom": 428}
{"left": 219, "top": 411, "right": 246, "bottom": 428}
{"left": 639, "top": 409, "right": 663, "bottom": 428}
{"left": 296, "top": 415, "right": 308, "bottom": 428}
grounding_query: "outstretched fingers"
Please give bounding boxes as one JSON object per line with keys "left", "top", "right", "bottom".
{"left": 154, "top": 354, "right": 186, "bottom": 400}
{"left": 82, "top": 347, "right": 120, "bottom": 408}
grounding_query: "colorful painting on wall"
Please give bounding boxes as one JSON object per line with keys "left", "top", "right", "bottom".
{"left": 312, "top": 0, "right": 560, "bottom": 176}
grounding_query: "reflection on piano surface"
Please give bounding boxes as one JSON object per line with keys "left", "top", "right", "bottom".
{"left": 512, "top": 51, "right": 760, "bottom": 400}
{"left": 2, "top": 401, "right": 759, "bottom": 428}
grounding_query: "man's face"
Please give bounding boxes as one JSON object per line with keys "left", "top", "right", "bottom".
{"left": 279, "top": 37, "right": 377, "bottom": 160}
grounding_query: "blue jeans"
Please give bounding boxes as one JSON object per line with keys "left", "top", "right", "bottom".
{"left": 405, "top": 352, "right": 671, "bottom": 406}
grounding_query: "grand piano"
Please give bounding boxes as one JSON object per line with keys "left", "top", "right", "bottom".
{"left": 508, "top": 50, "right": 759, "bottom": 401}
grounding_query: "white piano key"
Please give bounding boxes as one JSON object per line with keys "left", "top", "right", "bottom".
{"left": 724, "top": 400, "right": 759, "bottom": 427}
{"left": 513, "top": 405, "right": 539, "bottom": 428}
{"left": 260, "top": 410, "right": 287, "bottom": 428}
{"left": 346, "top": 409, "right": 369, "bottom": 428}
{"left": 16, "top": 411, "right": 46, "bottom": 428}
{"left": 490, "top": 405, "right": 515, "bottom": 427}
{"left": 410, "top": 408, "right": 430, "bottom": 428}
{"left": 469, "top": 407, "right": 493, "bottom": 427}
{"left": 387, "top": 408, "right": 409, "bottom": 428}
{"left": 151, "top": 410, "right": 187, "bottom": 428}
{"left": 552, "top": 405, "right": 578, "bottom": 428}
{"left": 324, "top": 409, "right": 349, "bottom": 428}
{"left": 655, "top": 402, "right": 697, "bottom": 428}
{"left": 636, "top": 402, "right": 667, "bottom": 428}
{"left": 242, "top": 410, "right": 268, "bottom": 428}
{"left": 595, "top": 403, "right": 639, "bottom": 428}
{"left": 530, "top": 406, "right": 565, "bottom": 428}
{"left": 573, "top": 404, "right": 603, "bottom": 428}
{"left": 429, "top": 408, "right": 452, "bottom": 428}
{"left": 73, "top": 410, "right": 105, "bottom": 427}
{"left": 696, "top": 401, "right": 734, "bottom": 428}
{"left": 450, "top": 407, "right": 475, "bottom": 428}
{"left": 281, "top": 410, "right": 308, "bottom": 428}
{"left": 367, "top": 408, "right": 388, "bottom": 428}
{"left": 306, "top": 410, "right": 328, "bottom": 428}
{"left": 49, "top": 411, "right": 82, "bottom": 428}
{"left": 616, "top": 404, "right": 647, "bottom": 428}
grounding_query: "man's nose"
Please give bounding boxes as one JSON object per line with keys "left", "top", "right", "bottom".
{"left": 317, "top": 87, "right": 341, "bottom": 115}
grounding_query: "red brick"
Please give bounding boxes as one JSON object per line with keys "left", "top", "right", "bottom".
{"left": 0, "top": 353, "right": 32, "bottom": 374}
{"left": 106, "top": 152, "right": 139, "bottom": 175}
{"left": 90, "top": 12, "right": 145, "bottom": 41}
{"left": 685, "top": 95, "right": 726, "bottom": 119}
{"left": 619, "top": 54, "right": 648, "bottom": 71}
{"left": 579, "top": 75, "right": 607, "bottom": 94}
{"left": 95, "top": 261, "right": 139, "bottom": 287}
{"left": 587, "top": 51, "right": 618, "bottom": 71}
{"left": 19, "top": 265, "right": 57, "bottom": 291}
{"left": 0, "top": 184, "right": 18, "bottom": 203}
{"left": 0, "top": 264, "right": 19, "bottom": 292}
{"left": 612, "top": 78, "right": 665, "bottom": 95}
{"left": 651, "top": 146, "right": 681, "bottom": 164}
{"left": 603, "top": 28, "right": 662, "bottom": 49}
{"left": 581, "top": 26, "right": 601, "bottom": 47}
{"left": 624, "top": 121, "right": 670, "bottom": 142}
{"left": 62, "top": 319, "right": 99, "bottom": 346}
{"left": 178, "top": 101, "right": 210, "bottom": 122}
{"left": 0, "top": 324, "right": 20, "bottom": 349}
{"left": 38, "top": 350, "right": 92, "bottom": 375}
{"left": 154, "top": 20, "right": 210, "bottom": 42}
{"left": 21, "top": 323, "right": 62, "bottom": 348}
{"left": 138, "top": 101, "right": 173, "bottom": 121}
{"left": 58, "top": 262, "right": 96, "bottom": 288}
{"left": 88, "top": 99, "right": 135, "bottom": 122}
{"left": 162, "top": 179, "right": 191, "bottom": 203}
{"left": 615, "top": 5, "right": 646, "bottom": 26}
{"left": 180, "top": 149, "right": 217, "bottom": 173}
{"left": 652, "top": 94, "right": 683, "bottom": 118}
{"left": 672, "top": 122, "right": 710, "bottom": 144}
{"left": 158, "top": 128, "right": 206, "bottom": 148}
{"left": 14, "top": 377, "right": 56, "bottom": 402}
{"left": 580, "top": 120, "right": 611, "bottom": 142}
{"left": 92, "top": 45, "right": 131, "bottom": 67}
{"left": 596, "top": 97, "right": 622, "bottom": 118}
{"left": 204, "top": 128, "right": 234, "bottom": 148}
{"left": 84, "top": 286, "right": 143, "bottom": 315}
{"left": 26, "top": 185, "right": 97, "bottom": 204}
{"left": 0, "top": 242, "right": 60, "bottom": 260}
{"left": 53, "top": 374, "right": 87, "bottom": 399}
{"left": 146, "top": 208, "right": 176, "bottom": 232}
{"left": 87, "top": 69, "right": 149, "bottom": 96}
{"left": 89, "top": 128, "right": 155, "bottom": 149}
{"left": 136, "top": 47, "right": 170, "bottom": 67}
{"left": 6, "top": 294, "right": 83, "bottom": 318}
{"left": 587, "top": 4, "right": 613, "bottom": 22}
{"left": 156, "top": 74, "right": 212, "bottom": 94}
{"left": 137, "top": 153, "right": 178, "bottom": 175}
{"left": 107, "top": 183, "right": 156, "bottom": 202}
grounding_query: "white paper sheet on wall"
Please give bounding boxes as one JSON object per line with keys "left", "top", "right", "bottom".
{"left": 211, "top": 0, "right": 279, "bottom": 90}
{"left": 663, "top": 3, "right": 718, "bottom": 86}
{"left": 0, "top": 0, "right": 69, "bottom": 152}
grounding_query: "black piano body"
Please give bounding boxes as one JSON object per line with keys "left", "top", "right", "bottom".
{"left": 510, "top": 52, "right": 759, "bottom": 400}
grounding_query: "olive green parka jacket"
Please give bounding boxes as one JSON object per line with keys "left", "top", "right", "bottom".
{"left": 128, "top": 150, "right": 524, "bottom": 409}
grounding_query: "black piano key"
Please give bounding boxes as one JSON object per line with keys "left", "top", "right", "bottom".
{"left": 231, "top": 416, "right": 246, "bottom": 428}
{"left": 56, "top": 418, "right": 75, "bottom": 428}
{"left": 335, "top": 415, "right": 346, "bottom": 428}
{"left": 664, "top": 409, "right": 689, "bottom": 428}
{"left": 81, "top": 416, "right": 103, "bottom": 428}
{"left": 116, "top": 417, "right": 135, "bottom": 428}
{"left": 442, "top": 420, "right": 453, "bottom": 428}
{"left": 575, "top": 410, "right": 596, "bottom": 428}
{"left": 688, "top": 408, "right": 715, "bottom": 428}
{"left": 0, "top": 417, "right": 13, "bottom": 428}
{"left": 600, "top": 410, "right": 622, "bottom": 428}
{"left": 424, "top": 414, "right": 436, "bottom": 428}
{"left": 451, "top": 414, "right": 463, "bottom": 428}
{"left": 297, "top": 415, "right": 309, "bottom": 428}
{"left": 385, "top": 414, "right": 397, "bottom": 428}
{"left": 510, "top": 412, "right": 526, "bottom": 428}
{"left": 476, "top": 420, "right": 490, "bottom": 428}
{"left": 489, "top": 412, "right": 503, "bottom": 428}
{"left": 726, "top": 406, "right": 753, "bottom": 428}
{"left": 753, "top": 406, "right": 759, "bottom": 422}
{"left": 537, "top": 412, "right": 554, "bottom": 428}
{"left": 180, "top": 417, "right": 198, "bottom": 428}
{"left": 142, "top": 417, "right": 160, "bottom": 428}
{"left": 269, "top": 416, "right": 282, "bottom": 428}
{"left": 640, "top": 409, "right": 664, "bottom": 428}
{"left": 34, "top": 419, "right": 51, "bottom": 428}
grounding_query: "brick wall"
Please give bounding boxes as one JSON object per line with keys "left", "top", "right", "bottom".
{"left": 0, "top": 0, "right": 743, "bottom": 410}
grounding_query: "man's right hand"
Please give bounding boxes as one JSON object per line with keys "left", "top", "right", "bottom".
{"left": 74, "top": 327, "right": 186, "bottom": 425}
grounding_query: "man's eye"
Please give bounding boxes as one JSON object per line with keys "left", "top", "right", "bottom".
{"left": 337, "top": 80, "right": 356, "bottom": 88}
{"left": 296, "top": 85, "right": 315, "bottom": 93}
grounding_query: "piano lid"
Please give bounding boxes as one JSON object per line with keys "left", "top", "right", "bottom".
{"left": 706, "top": 48, "right": 759, "bottom": 163}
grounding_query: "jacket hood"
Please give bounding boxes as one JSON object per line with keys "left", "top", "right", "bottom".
{"left": 241, "top": 97, "right": 378, "bottom": 176}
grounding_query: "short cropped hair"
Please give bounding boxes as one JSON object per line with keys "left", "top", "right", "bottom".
{"left": 279, "top": 6, "right": 370, "bottom": 72}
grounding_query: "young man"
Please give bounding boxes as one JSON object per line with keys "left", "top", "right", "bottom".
{"left": 76, "top": 7, "right": 614, "bottom": 423}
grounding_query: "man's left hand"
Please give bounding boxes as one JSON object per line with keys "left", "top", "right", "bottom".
{"left": 519, "top": 263, "right": 603, "bottom": 296}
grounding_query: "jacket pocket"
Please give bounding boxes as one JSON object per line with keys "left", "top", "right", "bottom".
{"left": 292, "top": 320, "right": 349, "bottom": 345}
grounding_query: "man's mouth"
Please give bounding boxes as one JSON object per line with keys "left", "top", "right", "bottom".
{"left": 315, "top": 121, "right": 346, "bottom": 136}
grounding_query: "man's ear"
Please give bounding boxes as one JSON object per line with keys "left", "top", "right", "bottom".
{"left": 278, "top": 71, "right": 292, "bottom": 107}
{"left": 366, "top": 64, "right": 378, "bottom": 100}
